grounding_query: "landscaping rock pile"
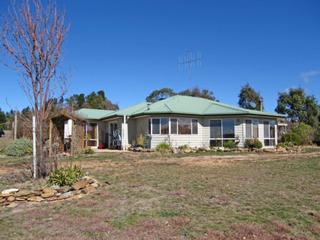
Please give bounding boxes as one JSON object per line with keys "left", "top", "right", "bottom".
{"left": 0, "top": 176, "right": 99, "bottom": 208}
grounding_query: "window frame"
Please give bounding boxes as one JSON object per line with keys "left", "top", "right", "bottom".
{"left": 209, "top": 118, "right": 235, "bottom": 147}
{"left": 150, "top": 117, "right": 199, "bottom": 135}
{"left": 263, "top": 120, "right": 276, "bottom": 147}
{"left": 245, "top": 119, "right": 259, "bottom": 139}
{"left": 85, "top": 122, "right": 98, "bottom": 148}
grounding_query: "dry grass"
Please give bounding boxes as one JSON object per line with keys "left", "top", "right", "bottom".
{"left": 0, "top": 151, "right": 320, "bottom": 239}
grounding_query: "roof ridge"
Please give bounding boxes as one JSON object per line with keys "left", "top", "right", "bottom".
{"left": 210, "top": 101, "right": 249, "bottom": 113}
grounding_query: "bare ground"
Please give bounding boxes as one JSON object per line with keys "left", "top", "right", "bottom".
{"left": 0, "top": 151, "right": 320, "bottom": 239}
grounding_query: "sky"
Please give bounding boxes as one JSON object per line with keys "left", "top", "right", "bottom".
{"left": 0, "top": 0, "right": 319, "bottom": 112}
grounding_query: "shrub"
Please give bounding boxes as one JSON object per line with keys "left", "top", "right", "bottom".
{"left": 223, "top": 140, "right": 238, "bottom": 149}
{"left": 136, "top": 134, "right": 145, "bottom": 147}
{"left": 83, "top": 147, "right": 94, "bottom": 154}
{"left": 156, "top": 142, "right": 172, "bottom": 154}
{"left": 314, "top": 128, "right": 320, "bottom": 146}
{"left": 245, "top": 139, "right": 262, "bottom": 150}
{"left": 282, "top": 123, "right": 315, "bottom": 146}
{"left": 5, "top": 138, "right": 32, "bottom": 156}
{"left": 277, "top": 142, "right": 294, "bottom": 148}
{"left": 48, "top": 166, "right": 84, "bottom": 187}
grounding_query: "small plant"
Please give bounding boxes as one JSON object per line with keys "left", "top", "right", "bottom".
{"left": 48, "top": 166, "right": 84, "bottom": 187}
{"left": 277, "top": 142, "right": 294, "bottom": 148}
{"left": 245, "top": 139, "right": 262, "bottom": 150}
{"left": 156, "top": 142, "right": 172, "bottom": 154}
{"left": 178, "top": 144, "right": 192, "bottom": 153}
{"left": 83, "top": 147, "right": 94, "bottom": 154}
{"left": 5, "top": 138, "right": 32, "bottom": 156}
{"left": 223, "top": 140, "right": 238, "bottom": 149}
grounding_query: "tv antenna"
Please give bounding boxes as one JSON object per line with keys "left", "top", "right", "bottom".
{"left": 178, "top": 50, "right": 202, "bottom": 80}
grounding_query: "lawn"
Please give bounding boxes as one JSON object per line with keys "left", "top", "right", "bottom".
{"left": 0, "top": 151, "right": 320, "bottom": 239}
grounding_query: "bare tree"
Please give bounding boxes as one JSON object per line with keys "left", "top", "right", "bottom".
{"left": 0, "top": 0, "right": 68, "bottom": 177}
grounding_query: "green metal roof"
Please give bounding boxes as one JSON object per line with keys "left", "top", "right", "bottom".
{"left": 76, "top": 95, "right": 285, "bottom": 120}
{"left": 74, "top": 108, "right": 115, "bottom": 120}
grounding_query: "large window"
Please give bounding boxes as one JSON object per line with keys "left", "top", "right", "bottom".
{"left": 210, "top": 119, "right": 235, "bottom": 147}
{"left": 192, "top": 119, "right": 198, "bottom": 135}
{"left": 170, "top": 119, "right": 178, "bottom": 134}
{"left": 161, "top": 118, "right": 169, "bottom": 134}
{"left": 152, "top": 119, "right": 160, "bottom": 134}
{"left": 178, "top": 118, "right": 191, "bottom": 134}
{"left": 150, "top": 118, "right": 198, "bottom": 135}
{"left": 245, "top": 119, "right": 259, "bottom": 139}
{"left": 264, "top": 121, "right": 276, "bottom": 146}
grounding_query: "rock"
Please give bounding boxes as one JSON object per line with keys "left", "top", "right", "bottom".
{"left": 277, "top": 146, "right": 287, "bottom": 153}
{"left": 1, "top": 188, "right": 19, "bottom": 197}
{"left": 72, "top": 180, "right": 88, "bottom": 190}
{"left": 91, "top": 182, "right": 99, "bottom": 188}
{"left": 0, "top": 198, "right": 5, "bottom": 203}
{"left": 81, "top": 186, "right": 96, "bottom": 194}
{"left": 7, "top": 203, "right": 18, "bottom": 208}
{"left": 57, "top": 186, "right": 71, "bottom": 193}
{"left": 50, "top": 185, "right": 61, "bottom": 190}
{"left": 14, "top": 190, "right": 31, "bottom": 197}
{"left": 15, "top": 197, "right": 27, "bottom": 201}
{"left": 59, "top": 191, "right": 74, "bottom": 199}
{"left": 27, "top": 196, "right": 44, "bottom": 202}
{"left": 41, "top": 187, "right": 57, "bottom": 198}
{"left": 7, "top": 196, "right": 15, "bottom": 202}
{"left": 82, "top": 176, "right": 95, "bottom": 184}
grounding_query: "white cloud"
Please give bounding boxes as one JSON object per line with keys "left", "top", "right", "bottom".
{"left": 300, "top": 70, "right": 320, "bottom": 83}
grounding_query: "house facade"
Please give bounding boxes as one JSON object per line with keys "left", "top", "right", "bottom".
{"left": 63, "top": 95, "right": 285, "bottom": 151}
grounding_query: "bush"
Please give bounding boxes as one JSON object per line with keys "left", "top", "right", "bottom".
{"left": 282, "top": 123, "right": 315, "bottom": 146}
{"left": 136, "top": 134, "right": 145, "bottom": 147}
{"left": 223, "top": 140, "right": 238, "bottom": 149}
{"left": 277, "top": 142, "right": 294, "bottom": 148}
{"left": 245, "top": 139, "right": 263, "bottom": 150}
{"left": 48, "top": 166, "right": 84, "bottom": 187}
{"left": 5, "top": 138, "right": 32, "bottom": 156}
{"left": 156, "top": 142, "right": 172, "bottom": 154}
{"left": 314, "top": 128, "right": 320, "bottom": 146}
{"left": 83, "top": 147, "right": 94, "bottom": 154}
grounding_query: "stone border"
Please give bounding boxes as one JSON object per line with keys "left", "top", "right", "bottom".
{"left": 0, "top": 176, "right": 99, "bottom": 208}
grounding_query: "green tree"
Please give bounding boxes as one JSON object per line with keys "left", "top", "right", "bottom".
{"left": 238, "top": 83, "right": 263, "bottom": 110}
{"left": 0, "top": 108, "right": 6, "bottom": 125}
{"left": 66, "top": 90, "right": 118, "bottom": 110}
{"left": 179, "top": 87, "right": 216, "bottom": 101}
{"left": 275, "top": 88, "right": 319, "bottom": 127}
{"left": 146, "top": 88, "right": 176, "bottom": 102}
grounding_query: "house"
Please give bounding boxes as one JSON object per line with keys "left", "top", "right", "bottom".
{"left": 53, "top": 95, "right": 285, "bottom": 152}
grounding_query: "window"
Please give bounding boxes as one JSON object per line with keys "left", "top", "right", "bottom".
{"left": 178, "top": 118, "right": 191, "bottom": 134}
{"left": 148, "top": 119, "right": 151, "bottom": 134}
{"left": 85, "top": 123, "right": 98, "bottom": 147}
{"left": 210, "top": 120, "right": 221, "bottom": 138}
{"left": 210, "top": 119, "right": 235, "bottom": 147}
{"left": 253, "top": 120, "right": 259, "bottom": 138}
{"left": 245, "top": 119, "right": 259, "bottom": 139}
{"left": 192, "top": 119, "right": 198, "bottom": 134}
{"left": 152, "top": 119, "right": 160, "bottom": 134}
{"left": 264, "top": 121, "right": 276, "bottom": 146}
{"left": 150, "top": 117, "right": 198, "bottom": 135}
{"left": 245, "top": 120, "right": 252, "bottom": 138}
{"left": 161, "top": 118, "right": 169, "bottom": 134}
{"left": 222, "top": 119, "right": 235, "bottom": 138}
{"left": 170, "top": 118, "right": 177, "bottom": 134}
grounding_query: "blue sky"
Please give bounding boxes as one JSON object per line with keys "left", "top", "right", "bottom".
{"left": 0, "top": 0, "right": 319, "bottom": 112}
